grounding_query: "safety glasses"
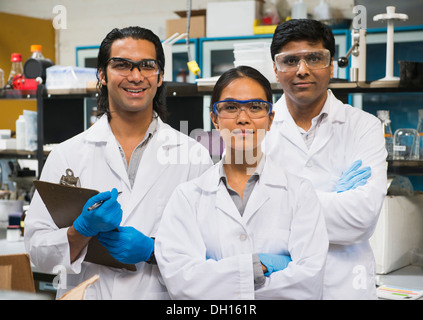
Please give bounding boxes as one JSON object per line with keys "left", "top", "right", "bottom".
{"left": 106, "top": 57, "right": 160, "bottom": 77}
{"left": 213, "top": 99, "right": 273, "bottom": 119}
{"left": 274, "top": 49, "right": 331, "bottom": 72}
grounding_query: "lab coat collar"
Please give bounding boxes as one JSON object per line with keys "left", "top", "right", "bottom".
{"left": 194, "top": 154, "right": 287, "bottom": 193}
{"left": 273, "top": 89, "right": 346, "bottom": 124}
{"left": 84, "top": 114, "right": 187, "bottom": 148}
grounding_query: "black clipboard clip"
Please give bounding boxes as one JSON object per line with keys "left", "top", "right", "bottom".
{"left": 60, "top": 169, "right": 80, "bottom": 187}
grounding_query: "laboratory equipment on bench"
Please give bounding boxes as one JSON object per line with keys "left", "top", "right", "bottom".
{"left": 372, "top": 6, "right": 408, "bottom": 86}
{"left": 338, "top": 28, "right": 366, "bottom": 82}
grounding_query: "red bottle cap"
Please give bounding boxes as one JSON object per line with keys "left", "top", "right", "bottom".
{"left": 11, "top": 53, "right": 22, "bottom": 62}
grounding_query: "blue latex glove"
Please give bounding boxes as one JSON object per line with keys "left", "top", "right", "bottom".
{"left": 73, "top": 188, "right": 122, "bottom": 237}
{"left": 258, "top": 253, "right": 292, "bottom": 277}
{"left": 97, "top": 226, "right": 154, "bottom": 264}
{"left": 333, "top": 159, "right": 371, "bottom": 193}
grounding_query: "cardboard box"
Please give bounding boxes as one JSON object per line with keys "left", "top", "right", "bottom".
{"left": 0, "top": 254, "right": 35, "bottom": 292}
{"left": 166, "top": 15, "right": 206, "bottom": 39}
{"left": 370, "top": 194, "right": 423, "bottom": 274}
{"left": 206, "top": 1, "right": 262, "bottom": 37}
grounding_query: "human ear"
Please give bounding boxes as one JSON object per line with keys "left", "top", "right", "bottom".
{"left": 210, "top": 112, "right": 219, "bottom": 129}
{"left": 273, "top": 62, "right": 279, "bottom": 82}
{"left": 267, "top": 111, "right": 275, "bottom": 131}
{"left": 98, "top": 69, "right": 107, "bottom": 85}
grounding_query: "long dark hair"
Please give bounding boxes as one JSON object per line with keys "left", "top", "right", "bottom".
{"left": 210, "top": 66, "right": 273, "bottom": 110}
{"left": 96, "top": 26, "right": 168, "bottom": 121}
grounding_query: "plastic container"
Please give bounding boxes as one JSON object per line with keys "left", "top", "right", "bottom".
{"left": 16, "top": 115, "right": 26, "bottom": 150}
{"left": 291, "top": 0, "right": 307, "bottom": 19}
{"left": 7, "top": 225, "right": 21, "bottom": 242}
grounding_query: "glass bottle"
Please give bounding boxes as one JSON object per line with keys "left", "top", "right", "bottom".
{"left": 377, "top": 110, "right": 394, "bottom": 160}
{"left": 6, "top": 53, "right": 23, "bottom": 89}
{"left": 394, "top": 128, "right": 419, "bottom": 160}
{"left": 417, "top": 109, "right": 423, "bottom": 160}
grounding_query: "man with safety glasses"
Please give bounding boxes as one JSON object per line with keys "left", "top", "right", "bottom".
{"left": 265, "top": 19, "right": 387, "bottom": 299}
{"left": 25, "top": 26, "right": 212, "bottom": 300}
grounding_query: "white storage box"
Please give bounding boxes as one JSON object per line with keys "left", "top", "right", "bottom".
{"left": 370, "top": 194, "right": 423, "bottom": 274}
{"left": 206, "top": 1, "right": 262, "bottom": 37}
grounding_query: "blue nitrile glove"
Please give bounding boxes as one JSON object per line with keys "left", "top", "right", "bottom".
{"left": 258, "top": 253, "right": 292, "bottom": 277}
{"left": 97, "top": 226, "right": 154, "bottom": 264}
{"left": 333, "top": 159, "right": 372, "bottom": 193}
{"left": 73, "top": 188, "right": 122, "bottom": 237}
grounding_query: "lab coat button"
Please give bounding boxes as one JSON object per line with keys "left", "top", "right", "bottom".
{"left": 239, "top": 234, "right": 248, "bottom": 241}
{"left": 305, "top": 161, "right": 313, "bottom": 167}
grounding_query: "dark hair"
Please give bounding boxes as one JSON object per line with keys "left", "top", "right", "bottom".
{"left": 210, "top": 66, "right": 273, "bottom": 111}
{"left": 270, "top": 19, "right": 335, "bottom": 61}
{"left": 96, "top": 26, "right": 168, "bottom": 121}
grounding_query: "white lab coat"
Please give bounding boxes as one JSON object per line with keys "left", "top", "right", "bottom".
{"left": 24, "top": 115, "right": 212, "bottom": 300}
{"left": 265, "top": 90, "right": 387, "bottom": 299}
{"left": 155, "top": 157, "right": 329, "bottom": 300}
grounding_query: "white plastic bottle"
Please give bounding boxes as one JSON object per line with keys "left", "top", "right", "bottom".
{"left": 16, "top": 115, "right": 26, "bottom": 150}
{"left": 291, "top": 0, "right": 307, "bottom": 19}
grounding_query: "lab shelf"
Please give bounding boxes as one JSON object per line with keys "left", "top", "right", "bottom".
{"left": 0, "top": 149, "right": 48, "bottom": 160}
{"left": 388, "top": 160, "right": 423, "bottom": 176}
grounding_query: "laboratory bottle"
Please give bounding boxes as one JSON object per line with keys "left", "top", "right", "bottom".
{"left": 417, "top": 109, "right": 423, "bottom": 160}
{"left": 377, "top": 110, "right": 394, "bottom": 160}
{"left": 16, "top": 115, "right": 26, "bottom": 150}
{"left": 6, "top": 53, "right": 23, "bottom": 89}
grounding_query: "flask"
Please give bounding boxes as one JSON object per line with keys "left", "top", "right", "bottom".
{"left": 377, "top": 110, "right": 394, "bottom": 160}
{"left": 394, "top": 128, "right": 419, "bottom": 160}
{"left": 16, "top": 115, "right": 26, "bottom": 150}
{"left": 417, "top": 109, "right": 423, "bottom": 160}
{"left": 6, "top": 53, "right": 23, "bottom": 89}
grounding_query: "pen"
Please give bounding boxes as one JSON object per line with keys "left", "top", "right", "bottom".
{"left": 87, "top": 191, "right": 122, "bottom": 211}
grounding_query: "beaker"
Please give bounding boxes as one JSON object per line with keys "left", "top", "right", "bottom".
{"left": 393, "top": 128, "right": 419, "bottom": 160}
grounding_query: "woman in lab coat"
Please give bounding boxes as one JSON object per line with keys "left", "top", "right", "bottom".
{"left": 155, "top": 66, "right": 329, "bottom": 300}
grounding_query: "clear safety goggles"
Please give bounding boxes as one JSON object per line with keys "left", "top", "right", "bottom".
{"left": 274, "top": 49, "right": 331, "bottom": 72}
{"left": 213, "top": 99, "right": 273, "bottom": 119}
{"left": 106, "top": 57, "right": 160, "bottom": 77}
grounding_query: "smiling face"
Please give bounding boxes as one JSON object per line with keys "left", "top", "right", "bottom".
{"left": 99, "top": 38, "right": 162, "bottom": 117}
{"left": 274, "top": 40, "right": 333, "bottom": 111}
{"left": 211, "top": 77, "right": 274, "bottom": 155}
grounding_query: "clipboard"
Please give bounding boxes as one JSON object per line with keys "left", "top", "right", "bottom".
{"left": 33, "top": 180, "right": 136, "bottom": 271}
